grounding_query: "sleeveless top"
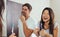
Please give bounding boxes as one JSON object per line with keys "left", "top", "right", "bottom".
{"left": 39, "top": 21, "right": 59, "bottom": 34}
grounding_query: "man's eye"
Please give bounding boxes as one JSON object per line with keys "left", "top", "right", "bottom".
{"left": 25, "top": 9, "right": 27, "bottom": 11}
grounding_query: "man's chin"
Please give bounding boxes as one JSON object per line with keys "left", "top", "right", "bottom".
{"left": 22, "top": 15, "right": 26, "bottom": 18}
{"left": 23, "top": 15, "right": 26, "bottom": 17}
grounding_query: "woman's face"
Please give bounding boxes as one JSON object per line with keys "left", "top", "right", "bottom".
{"left": 42, "top": 10, "right": 50, "bottom": 22}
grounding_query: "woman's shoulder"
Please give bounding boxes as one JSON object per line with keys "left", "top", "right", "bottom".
{"left": 54, "top": 21, "right": 59, "bottom": 29}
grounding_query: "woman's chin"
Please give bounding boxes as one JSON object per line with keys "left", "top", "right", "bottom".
{"left": 43, "top": 20, "right": 48, "bottom": 23}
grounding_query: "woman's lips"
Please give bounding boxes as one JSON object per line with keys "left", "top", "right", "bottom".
{"left": 44, "top": 17, "right": 48, "bottom": 20}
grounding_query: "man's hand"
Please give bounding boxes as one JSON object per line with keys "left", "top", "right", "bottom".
{"left": 9, "top": 33, "right": 16, "bottom": 37}
{"left": 20, "top": 15, "right": 25, "bottom": 22}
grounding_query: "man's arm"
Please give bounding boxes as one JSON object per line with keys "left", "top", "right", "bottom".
{"left": 20, "top": 15, "right": 33, "bottom": 37}
{"left": 22, "top": 21, "right": 33, "bottom": 37}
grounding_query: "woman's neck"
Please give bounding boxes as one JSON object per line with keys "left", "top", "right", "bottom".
{"left": 44, "top": 21, "right": 49, "bottom": 30}
{"left": 45, "top": 21, "right": 49, "bottom": 25}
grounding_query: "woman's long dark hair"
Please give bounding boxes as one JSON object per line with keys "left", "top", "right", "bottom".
{"left": 0, "top": 0, "right": 5, "bottom": 36}
{"left": 40, "top": 7, "right": 54, "bottom": 35}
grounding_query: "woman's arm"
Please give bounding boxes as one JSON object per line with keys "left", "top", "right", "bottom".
{"left": 53, "top": 27, "right": 58, "bottom": 37}
{"left": 45, "top": 33, "right": 53, "bottom": 37}
{"left": 40, "top": 29, "right": 53, "bottom": 37}
{"left": 43, "top": 26, "right": 58, "bottom": 37}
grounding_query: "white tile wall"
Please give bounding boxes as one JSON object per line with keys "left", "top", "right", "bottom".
{"left": 50, "top": 0, "right": 60, "bottom": 37}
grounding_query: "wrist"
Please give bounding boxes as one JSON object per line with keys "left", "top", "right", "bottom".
{"left": 45, "top": 33, "right": 53, "bottom": 37}
{"left": 22, "top": 21, "right": 26, "bottom": 23}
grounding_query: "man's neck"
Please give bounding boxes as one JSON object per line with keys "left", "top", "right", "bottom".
{"left": 25, "top": 16, "right": 30, "bottom": 20}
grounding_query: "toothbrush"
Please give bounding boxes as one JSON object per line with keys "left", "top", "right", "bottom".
{"left": 12, "top": 23, "right": 14, "bottom": 34}
{"left": 12, "top": 26, "right": 14, "bottom": 33}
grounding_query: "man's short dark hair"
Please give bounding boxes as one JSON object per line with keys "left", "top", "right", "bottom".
{"left": 22, "top": 3, "right": 32, "bottom": 11}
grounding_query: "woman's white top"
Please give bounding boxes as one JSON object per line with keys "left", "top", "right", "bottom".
{"left": 44, "top": 22, "right": 59, "bottom": 34}
{"left": 31, "top": 22, "right": 59, "bottom": 37}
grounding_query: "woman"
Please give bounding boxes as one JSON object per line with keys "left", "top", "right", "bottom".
{"left": 31, "top": 7, "right": 59, "bottom": 37}
{"left": 0, "top": 0, "right": 5, "bottom": 37}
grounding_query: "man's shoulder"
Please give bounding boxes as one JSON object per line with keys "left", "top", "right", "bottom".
{"left": 28, "top": 16, "right": 36, "bottom": 22}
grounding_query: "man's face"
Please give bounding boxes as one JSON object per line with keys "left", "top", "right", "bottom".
{"left": 21, "top": 6, "right": 30, "bottom": 17}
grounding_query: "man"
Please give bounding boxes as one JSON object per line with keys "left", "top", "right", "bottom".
{"left": 9, "top": 3, "right": 37, "bottom": 37}
{"left": 19, "top": 3, "right": 37, "bottom": 37}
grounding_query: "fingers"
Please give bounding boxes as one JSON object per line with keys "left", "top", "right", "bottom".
{"left": 12, "top": 33, "right": 15, "bottom": 36}
{"left": 33, "top": 28, "right": 40, "bottom": 36}
{"left": 9, "top": 33, "right": 16, "bottom": 37}
{"left": 20, "top": 15, "right": 25, "bottom": 21}
{"left": 39, "top": 29, "right": 46, "bottom": 36}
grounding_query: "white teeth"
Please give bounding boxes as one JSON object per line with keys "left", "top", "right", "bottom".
{"left": 44, "top": 17, "right": 48, "bottom": 20}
